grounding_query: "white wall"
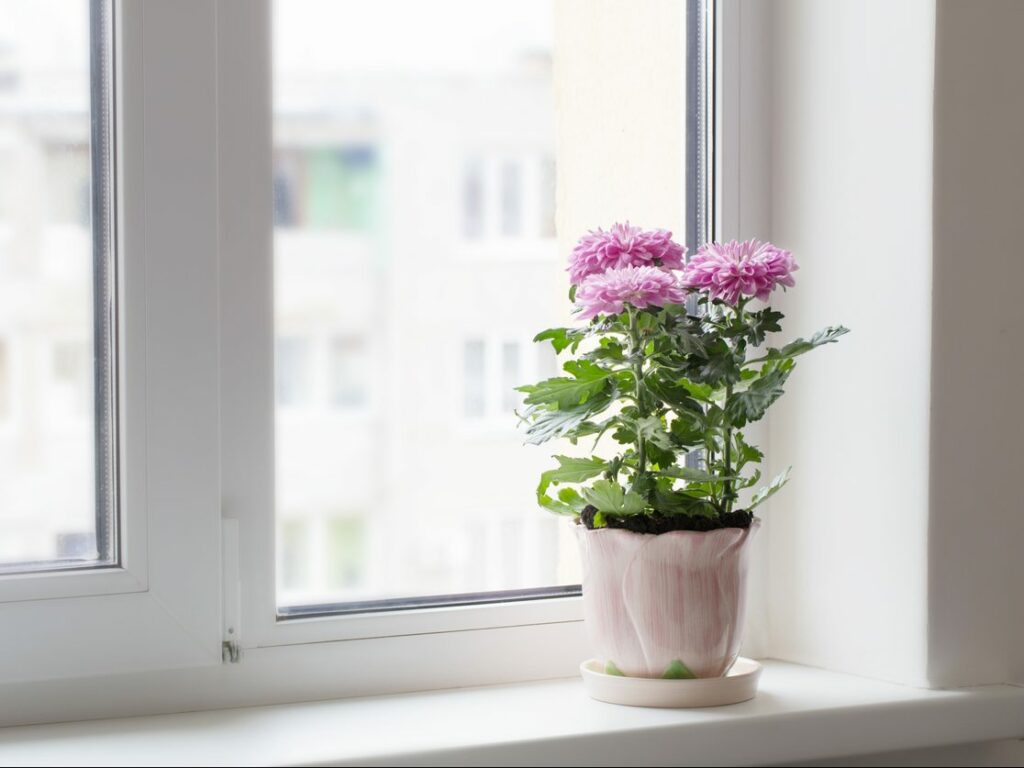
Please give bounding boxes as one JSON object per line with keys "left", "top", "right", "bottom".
{"left": 927, "top": 0, "right": 1024, "bottom": 688}
{"left": 766, "top": 0, "right": 936, "bottom": 685}
{"left": 766, "top": 0, "right": 1024, "bottom": 690}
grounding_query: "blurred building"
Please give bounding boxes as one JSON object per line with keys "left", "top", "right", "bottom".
{"left": 273, "top": 54, "right": 581, "bottom": 606}
{"left": 0, "top": 0, "right": 580, "bottom": 599}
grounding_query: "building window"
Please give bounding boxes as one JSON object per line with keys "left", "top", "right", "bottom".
{"left": 499, "top": 160, "right": 523, "bottom": 237}
{"left": 462, "top": 339, "right": 487, "bottom": 419}
{"left": 463, "top": 158, "right": 485, "bottom": 239}
{"left": 276, "top": 336, "right": 313, "bottom": 407}
{"left": 280, "top": 517, "right": 311, "bottom": 592}
{"left": 272, "top": 146, "right": 379, "bottom": 232}
{"left": 326, "top": 515, "right": 366, "bottom": 590}
{"left": 329, "top": 335, "right": 368, "bottom": 409}
{"left": 45, "top": 144, "right": 91, "bottom": 228}
{"left": 51, "top": 339, "right": 90, "bottom": 417}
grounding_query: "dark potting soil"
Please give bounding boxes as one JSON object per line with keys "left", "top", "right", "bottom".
{"left": 579, "top": 505, "right": 753, "bottom": 534}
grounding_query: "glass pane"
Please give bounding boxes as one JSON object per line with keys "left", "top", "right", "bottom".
{"left": 273, "top": 0, "right": 577, "bottom": 609}
{"left": 0, "top": 0, "right": 116, "bottom": 571}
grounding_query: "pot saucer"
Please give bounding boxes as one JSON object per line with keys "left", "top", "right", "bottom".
{"left": 580, "top": 657, "right": 762, "bottom": 708}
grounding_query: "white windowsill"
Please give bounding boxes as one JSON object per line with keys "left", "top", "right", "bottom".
{"left": 1, "top": 661, "right": 1022, "bottom": 767}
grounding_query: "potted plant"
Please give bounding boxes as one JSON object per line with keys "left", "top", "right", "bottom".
{"left": 517, "top": 223, "right": 846, "bottom": 691}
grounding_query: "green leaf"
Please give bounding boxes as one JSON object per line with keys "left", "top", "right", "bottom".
{"left": 733, "top": 431, "right": 764, "bottom": 470}
{"left": 517, "top": 387, "right": 616, "bottom": 445}
{"left": 581, "top": 479, "right": 648, "bottom": 515}
{"left": 755, "top": 325, "right": 850, "bottom": 363}
{"left": 654, "top": 490, "right": 719, "bottom": 517}
{"left": 585, "top": 337, "right": 627, "bottom": 364}
{"left": 668, "top": 377, "right": 714, "bottom": 403}
{"left": 645, "top": 370, "right": 704, "bottom": 412}
{"left": 669, "top": 414, "right": 704, "bottom": 448}
{"left": 533, "top": 326, "right": 586, "bottom": 354}
{"left": 737, "top": 468, "right": 762, "bottom": 490}
{"left": 692, "top": 338, "right": 742, "bottom": 386}
{"left": 537, "top": 455, "right": 608, "bottom": 494}
{"left": 654, "top": 466, "right": 734, "bottom": 483}
{"left": 745, "top": 308, "right": 784, "bottom": 346}
{"left": 726, "top": 359, "right": 794, "bottom": 428}
{"left": 750, "top": 467, "right": 791, "bottom": 509}
{"left": 536, "top": 456, "right": 609, "bottom": 514}
{"left": 634, "top": 415, "right": 674, "bottom": 452}
{"left": 516, "top": 359, "right": 615, "bottom": 411}
{"left": 663, "top": 659, "right": 697, "bottom": 679}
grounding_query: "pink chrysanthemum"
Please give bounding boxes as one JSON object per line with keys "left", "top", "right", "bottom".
{"left": 568, "top": 222, "right": 686, "bottom": 285}
{"left": 680, "top": 239, "right": 798, "bottom": 304}
{"left": 575, "top": 266, "right": 687, "bottom": 321}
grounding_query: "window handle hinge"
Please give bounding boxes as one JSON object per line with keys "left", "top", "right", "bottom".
{"left": 222, "top": 639, "right": 242, "bottom": 664}
{"left": 222, "top": 517, "right": 243, "bottom": 664}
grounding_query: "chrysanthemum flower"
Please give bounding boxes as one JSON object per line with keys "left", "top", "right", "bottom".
{"left": 575, "top": 266, "right": 687, "bottom": 320}
{"left": 680, "top": 239, "right": 798, "bottom": 304}
{"left": 568, "top": 222, "right": 686, "bottom": 285}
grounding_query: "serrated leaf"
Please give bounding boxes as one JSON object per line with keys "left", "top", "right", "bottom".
{"left": 634, "top": 415, "right": 674, "bottom": 452}
{"left": 533, "top": 326, "right": 586, "bottom": 354}
{"left": 518, "top": 387, "right": 616, "bottom": 445}
{"left": 537, "top": 455, "right": 608, "bottom": 495}
{"left": 654, "top": 490, "right": 719, "bottom": 517}
{"left": 536, "top": 456, "right": 609, "bottom": 515}
{"left": 755, "top": 325, "right": 850, "bottom": 363}
{"left": 750, "top": 467, "right": 791, "bottom": 509}
{"left": 726, "top": 359, "right": 794, "bottom": 428}
{"left": 581, "top": 479, "right": 648, "bottom": 515}
{"left": 745, "top": 308, "right": 784, "bottom": 346}
{"left": 645, "top": 370, "right": 704, "bottom": 411}
{"left": 516, "top": 360, "right": 615, "bottom": 411}
{"left": 675, "top": 378, "right": 716, "bottom": 403}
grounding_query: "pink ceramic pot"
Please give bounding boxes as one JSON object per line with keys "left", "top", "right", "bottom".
{"left": 575, "top": 520, "right": 759, "bottom": 679}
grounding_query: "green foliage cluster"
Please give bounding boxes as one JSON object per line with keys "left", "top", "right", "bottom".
{"left": 517, "top": 294, "right": 847, "bottom": 527}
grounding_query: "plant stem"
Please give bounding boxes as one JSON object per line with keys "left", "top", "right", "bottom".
{"left": 722, "top": 298, "right": 745, "bottom": 514}
{"left": 628, "top": 308, "right": 647, "bottom": 490}
{"left": 723, "top": 381, "right": 733, "bottom": 514}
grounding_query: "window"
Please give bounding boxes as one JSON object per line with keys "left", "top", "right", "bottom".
{"left": 275, "top": 336, "right": 313, "bottom": 407}
{"left": 460, "top": 155, "right": 555, "bottom": 242}
{"left": 273, "top": 0, "right": 578, "bottom": 610}
{"left": 329, "top": 335, "right": 368, "bottom": 409}
{"left": 0, "top": 0, "right": 116, "bottom": 571}
{"left": 462, "top": 339, "right": 487, "bottom": 419}
{"left": 0, "top": 0, "right": 716, "bottom": 708}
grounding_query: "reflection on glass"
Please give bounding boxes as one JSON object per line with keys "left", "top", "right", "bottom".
{"left": 273, "top": 0, "right": 578, "bottom": 607}
{"left": 0, "top": 0, "right": 112, "bottom": 569}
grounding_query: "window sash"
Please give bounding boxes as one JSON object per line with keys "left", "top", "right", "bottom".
{"left": 0, "top": 0, "right": 223, "bottom": 683}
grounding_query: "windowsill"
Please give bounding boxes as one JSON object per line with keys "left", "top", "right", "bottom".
{"left": 1, "top": 661, "right": 1021, "bottom": 767}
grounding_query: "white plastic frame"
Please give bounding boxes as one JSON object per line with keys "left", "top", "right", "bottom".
{"left": 0, "top": 0, "right": 222, "bottom": 684}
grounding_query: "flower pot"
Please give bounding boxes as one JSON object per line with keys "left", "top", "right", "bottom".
{"left": 575, "top": 519, "right": 759, "bottom": 679}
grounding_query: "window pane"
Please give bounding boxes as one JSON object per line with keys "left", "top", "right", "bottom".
{"left": 0, "top": 0, "right": 116, "bottom": 571}
{"left": 273, "top": 0, "right": 578, "bottom": 608}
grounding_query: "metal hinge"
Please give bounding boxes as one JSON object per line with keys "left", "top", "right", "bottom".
{"left": 222, "top": 518, "right": 242, "bottom": 664}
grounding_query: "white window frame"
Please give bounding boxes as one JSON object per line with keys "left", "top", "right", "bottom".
{"left": 0, "top": 0, "right": 222, "bottom": 682}
{"left": 0, "top": 0, "right": 757, "bottom": 716}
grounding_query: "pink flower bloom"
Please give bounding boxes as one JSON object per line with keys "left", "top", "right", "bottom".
{"left": 575, "top": 266, "right": 687, "bottom": 320}
{"left": 680, "top": 239, "right": 798, "bottom": 304}
{"left": 569, "top": 222, "right": 686, "bottom": 285}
